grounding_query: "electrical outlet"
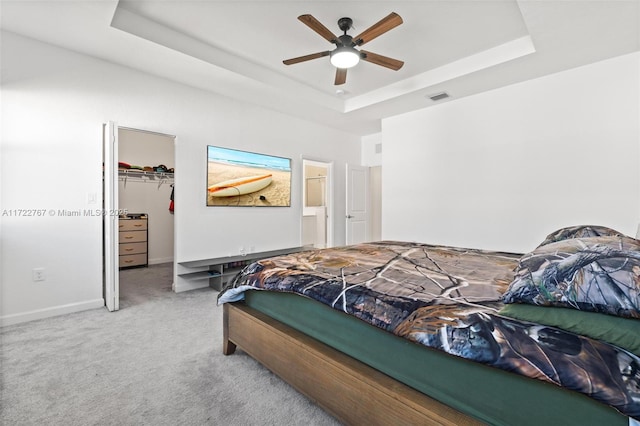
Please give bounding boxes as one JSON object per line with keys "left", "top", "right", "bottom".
{"left": 32, "top": 268, "right": 45, "bottom": 282}
{"left": 239, "top": 246, "right": 246, "bottom": 256}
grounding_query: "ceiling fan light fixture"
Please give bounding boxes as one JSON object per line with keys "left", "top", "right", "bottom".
{"left": 283, "top": 13, "right": 403, "bottom": 84}
{"left": 330, "top": 46, "right": 360, "bottom": 69}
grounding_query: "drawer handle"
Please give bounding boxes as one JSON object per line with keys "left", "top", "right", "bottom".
{"left": 124, "top": 248, "right": 134, "bottom": 252}
{"left": 134, "top": 224, "right": 143, "bottom": 227}
{"left": 123, "top": 260, "right": 134, "bottom": 264}
{"left": 124, "top": 236, "right": 134, "bottom": 239}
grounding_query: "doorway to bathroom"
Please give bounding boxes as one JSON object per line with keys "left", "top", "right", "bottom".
{"left": 302, "top": 159, "right": 333, "bottom": 249}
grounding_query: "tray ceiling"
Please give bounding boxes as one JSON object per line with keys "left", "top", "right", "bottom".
{"left": 2, "top": 1, "right": 638, "bottom": 135}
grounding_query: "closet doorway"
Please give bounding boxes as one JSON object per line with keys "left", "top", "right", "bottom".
{"left": 103, "top": 124, "right": 176, "bottom": 311}
{"left": 302, "top": 159, "right": 333, "bottom": 249}
{"left": 118, "top": 128, "right": 175, "bottom": 308}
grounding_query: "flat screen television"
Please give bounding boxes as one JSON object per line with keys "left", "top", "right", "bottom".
{"left": 207, "top": 145, "right": 292, "bottom": 207}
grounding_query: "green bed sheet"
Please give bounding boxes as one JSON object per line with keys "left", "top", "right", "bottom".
{"left": 243, "top": 290, "right": 628, "bottom": 426}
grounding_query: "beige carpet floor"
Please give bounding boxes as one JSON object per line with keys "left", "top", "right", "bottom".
{"left": 0, "top": 263, "right": 340, "bottom": 425}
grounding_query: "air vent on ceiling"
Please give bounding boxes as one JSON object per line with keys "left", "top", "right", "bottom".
{"left": 427, "top": 92, "right": 450, "bottom": 102}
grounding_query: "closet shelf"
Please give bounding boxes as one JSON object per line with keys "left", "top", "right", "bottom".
{"left": 119, "top": 169, "right": 174, "bottom": 188}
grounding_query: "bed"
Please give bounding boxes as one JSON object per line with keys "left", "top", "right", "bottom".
{"left": 218, "top": 226, "right": 640, "bottom": 425}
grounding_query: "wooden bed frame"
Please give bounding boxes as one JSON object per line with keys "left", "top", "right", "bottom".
{"left": 223, "top": 303, "right": 483, "bottom": 425}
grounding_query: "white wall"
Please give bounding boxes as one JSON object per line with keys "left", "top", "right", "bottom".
{"left": 1, "top": 32, "right": 360, "bottom": 324}
{"left": 382, "top": 52, "right": 640, "bottom": 253}
{"left": 368, "top": 166, "right": 382, "bottom": 241}
{"left": 361, "top": 133, "right": 382, "bottom": 167}
{"left": 361, "top": 133, "right": 383, "bottom": 241}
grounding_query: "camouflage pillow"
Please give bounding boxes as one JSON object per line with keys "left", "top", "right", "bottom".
{"left": 502, "top": 236, "right": 640, "bottom": 319}
{"left": 537, "top": 225, "right": 625, "bottom": 248}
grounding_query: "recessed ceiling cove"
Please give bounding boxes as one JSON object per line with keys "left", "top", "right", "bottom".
{"left": 111, "top": 0, "right": 532, "bottom": 111}
{"left": 3, "top": 0, "right": 636, "bottom": 136}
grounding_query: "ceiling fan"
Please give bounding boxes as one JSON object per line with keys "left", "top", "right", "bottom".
{"left": 283, "top": 12, "right": 404, "bottom": 85}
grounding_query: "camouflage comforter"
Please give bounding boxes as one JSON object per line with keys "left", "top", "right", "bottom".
{"left": 217, "top": 241, "right": 640, "bottom": 420}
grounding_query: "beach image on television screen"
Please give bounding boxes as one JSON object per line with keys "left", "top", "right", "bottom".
{"left": 207, "top": 145, "right": 291, "bottom": 207}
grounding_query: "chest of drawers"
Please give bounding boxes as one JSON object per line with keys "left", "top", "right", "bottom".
{"left": 119, "top": 214, "right": 148, "bottom": 269}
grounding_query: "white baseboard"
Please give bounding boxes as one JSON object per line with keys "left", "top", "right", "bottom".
{"left": 173, "top": 279, "right": 209, "bottom": 293}
{"left": 148, "top": 257, "right": 174, "bottom": 265}
{"left": 0, "top": 299, "right": 104, "bottom": 327}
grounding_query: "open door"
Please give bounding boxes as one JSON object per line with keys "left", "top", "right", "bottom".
{"left": 346, "top": 164, "right": 369, "bottom": 245}
{"left": 103, "top": 121, "right": 119, "bottom": 311}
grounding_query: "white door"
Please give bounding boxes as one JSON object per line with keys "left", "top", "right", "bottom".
{"left": 346, "top": 164, "right": 368, "bottom": 245}
{"left": 103, "top": 122, "right": 119, "bottom": 311}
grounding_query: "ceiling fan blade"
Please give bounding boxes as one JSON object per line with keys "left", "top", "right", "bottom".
{"left": 283, "top": 51, "right": 330, "bottom": 65}
{"left": 361, "top": 50, "right": 404, "bottom": 70}
{"left": 298, "top": 14, "right": 339, "bottom": 44}
{"left": 353, "top": 12, "right": 403, "bottom": 46}
{"left": 334, "top": 68, "right": 347, "bottom": 85}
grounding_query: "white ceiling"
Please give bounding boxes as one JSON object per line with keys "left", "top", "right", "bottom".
{"left": 2, "top": 0, "right": 639, "bottom": 136}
